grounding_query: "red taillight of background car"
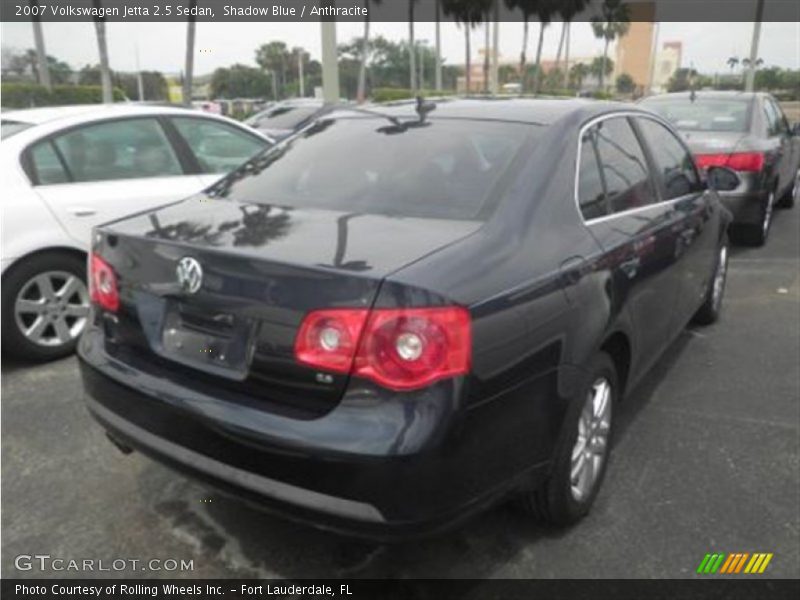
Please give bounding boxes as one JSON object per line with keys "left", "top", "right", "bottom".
{"left": 294, "top": 307, "right": 471, "bottom": 391}
{"left": 88, "top": 253, "right": 119, "bottom": 312}
{"left": 694, "top": 151, "right": 765, "bottom": 173}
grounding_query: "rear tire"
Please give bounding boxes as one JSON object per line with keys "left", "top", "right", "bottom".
{"left": 1, "top": 252, "right": 89, "bottom": 362}
{"left": 521, "top": 352, "right": 617, "bottom": 526}
{"left": 693, "top": 236, "right": 729, "bottom": 326}
{"left": 738, "top": 189, "right": 775, "bottom": 247}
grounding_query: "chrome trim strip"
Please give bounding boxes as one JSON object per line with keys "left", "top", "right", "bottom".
{"left": 573, "top": 110, "right": 692, "bottom": 226}
{"left": 86, "top": 397, "right": 386, "bottom": 523}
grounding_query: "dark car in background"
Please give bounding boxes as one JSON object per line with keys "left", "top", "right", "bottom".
{"left": 640, "top": 91, "right": 800, "bottom": 246}
{"left": 79, "top": 99, "right": 734, "bottom": 539}
{"left": 245, "top": 99, "right": 338, "bottom": 140}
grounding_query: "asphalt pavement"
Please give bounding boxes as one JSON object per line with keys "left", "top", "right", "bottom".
{"left": 2, "top": 200, "right": 798, "bottom": 580}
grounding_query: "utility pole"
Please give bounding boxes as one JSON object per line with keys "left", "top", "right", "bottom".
{"left": 435, "top": 0, "right": 442, "bottom": 91}
{"left": 744, "top": 0, "right": 764, "bottom": 92}
{"left": 321, "top": 19, "right": 340, "bottom": 102}
{"left": 31, "top": 13, "right": 51, "bottom": 91}
{"left": 135, "top": 43, "right": 144, "bottom": 101}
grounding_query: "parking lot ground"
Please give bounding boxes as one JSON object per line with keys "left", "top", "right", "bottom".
{"left": 2, "top": 203, "right": 799, "bottom": 581}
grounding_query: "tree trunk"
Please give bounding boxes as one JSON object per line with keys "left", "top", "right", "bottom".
{"left": 31, "top": 9, "right": 51, "bottom": 91}
{"left": 483, "top": 20, "right": 490, "bottom": 93}
{"left": 519, "top": 18, "right": 528, "bottom": 94}
{"left": 465, "top": 26, "right": 471, "bottom": 93}
{"left": 600, "top": 38, "right": 609, "bottom": 91}
{"left": 357, "top": 0, "right": 370, "bottom": 103}
{"left": 435, "top": 0, "right": 442, "bottom": 91}
{"left": 409, "top": 3, "right": 416, "bottom": 92}
{"left": 553, "top": 22, "right": 567, "bottom": 89}
{"left": 532, "top": 22, "right": 546, "bottom": 95}
{"left": 298, "top": 52, "right": 305, "bottom": 97}
{"left": 183, "top": 17, "right": 196, "bottom": 106}
{"left": 94, "top": 20, "right": 112, "bottom": 103}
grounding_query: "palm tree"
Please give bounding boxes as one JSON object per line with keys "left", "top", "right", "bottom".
{"left": 590, "top": 0, "right": 630, "bottom": 92}
{"left": 442, "top": 0, "right": 491, "bottom": 94}
{"left": 569, "top": 62, "right": 589, "bottom": 91}
{"left": 531, "top": 1, "right": 558, "bottom": 94}
{"left": 183, "top": 0, "right": 197, "bottom": 107}
{"left": 558, "top": 0, "right": 590, "bottom": 88}
{"left": 92, "top": 0, "right": 112, "bottom": 103}
{"left": 742, "top": 57, "right": 764, "bottom": 69}
{"left": 504, "top": 0, "right": 536, "bottom": 93}
{"left": 356, "top": 0, "right": 382, "bottom": 103}
{"left": 726, "top": 56, "right": 739, "bottom": 73}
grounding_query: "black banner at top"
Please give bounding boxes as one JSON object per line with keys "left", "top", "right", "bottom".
{"left": 2, "top": 0, "right": 800, "bottom": 23}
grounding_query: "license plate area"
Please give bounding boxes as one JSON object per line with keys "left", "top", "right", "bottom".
{"left": 159, "top": 302, "right": 253, "bottom": 380}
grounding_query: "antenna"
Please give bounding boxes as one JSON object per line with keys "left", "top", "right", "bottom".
{"left": 415, "top": 96, "right": 436, "bottom": 122}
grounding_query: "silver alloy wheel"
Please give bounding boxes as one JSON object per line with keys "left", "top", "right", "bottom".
{"left": 570, "top": 377, "right": 612, "bottom": 502}
{"left": 13, "top": 271, "right": 90, "bottom": 347}
{"left": 763, "top": 191, "right": 774, "bottom": 237}
{"left": 711, "top": 244, "right": 728, "bottom": 311}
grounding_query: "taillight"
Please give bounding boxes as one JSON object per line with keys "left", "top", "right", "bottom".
{"left": 294, "top": 307, "right": 471, "bottom": 391}
{"left": 694, "top": 151, "right": 764, "bottom": 173}
{"left": 88, "top": 253, "right": 119, "bottom": 312}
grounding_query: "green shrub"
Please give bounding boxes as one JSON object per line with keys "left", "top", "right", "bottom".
{"left": 1, "top": 83, "right": 126, "bottom": 109}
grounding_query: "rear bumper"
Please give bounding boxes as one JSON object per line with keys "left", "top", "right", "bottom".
{"left": 78, "top": 327, "right": 563, "bottom": 540}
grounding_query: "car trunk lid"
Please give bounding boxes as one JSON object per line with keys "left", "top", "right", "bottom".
{"left": 95, "top": 198, "right": 479, "bottom": 415}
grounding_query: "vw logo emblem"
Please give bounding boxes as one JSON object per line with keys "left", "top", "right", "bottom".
{"left": 176, "top": 257, "right": 203, "bottom": 294}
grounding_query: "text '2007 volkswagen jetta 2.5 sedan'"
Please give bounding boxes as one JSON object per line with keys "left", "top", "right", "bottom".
{"left": 79, "top": 98, "right": 735, "bottom": 539}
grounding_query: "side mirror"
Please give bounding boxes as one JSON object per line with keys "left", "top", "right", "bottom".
{"left": 706, "top": 166, "right": 741, "bottom": 192}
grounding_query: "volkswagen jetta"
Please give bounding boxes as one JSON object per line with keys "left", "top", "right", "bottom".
{"left": 79, "top": 98, "right": 734, "bottom": 538}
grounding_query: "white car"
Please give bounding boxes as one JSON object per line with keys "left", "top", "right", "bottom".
{"left": 1, "top": 104, "right": 273, "bottom": 361}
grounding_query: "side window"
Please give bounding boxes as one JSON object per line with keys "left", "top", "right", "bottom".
{"left": 762, "top": 100, "right": 780, "bottom": 136}
{"left": 50, "top": 118, "right": 182, "bottom": 183}
{"left": 636, "top": 118, "right": 700, "bottom": 200}
{"left": 170, "top": 118, "right": 268, "bottom": 174}
{"left": 577, "top": 130, "right": 609, "bottom": 220}
{"left": 588, "top": 117, "right": 655, "bottom": 215}
{"left": 29, "top": 141, "right": 69, "bottom": 185}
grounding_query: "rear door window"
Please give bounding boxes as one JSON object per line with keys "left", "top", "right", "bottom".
{"left": 580, "top": 117, "right": 655, "bottom": 216}
{"left": 29, "top": 141, "right": 70, "bottom": 185}
{"left": 170, "top": 117, "right": 268, "bottom": 174}
{"left": 49, "top": 118, "right": 183, "bottom": 183}
{"left": 636, "top": 118, "right": 701, "bottom": 200}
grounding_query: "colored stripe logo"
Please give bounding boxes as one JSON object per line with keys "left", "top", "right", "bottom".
{"left": 697, "top": 553, "right": 773, "bottom": 574}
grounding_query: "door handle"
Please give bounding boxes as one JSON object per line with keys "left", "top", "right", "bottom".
{"left": 67, "top": 207, "right": 97, "bottom": 217}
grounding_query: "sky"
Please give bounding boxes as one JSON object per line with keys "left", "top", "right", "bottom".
{"left": 1, "top": 20, "right": 798, "bottom": 76}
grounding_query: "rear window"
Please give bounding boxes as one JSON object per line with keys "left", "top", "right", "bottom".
{"left": 1, "top": 120, "right": 33, "bottom": 139}
{"left": 641, "top": 98, "right": 752, "bottom": 133}
{"left": 210, "top": 118, "right": 536, "bottom": 220}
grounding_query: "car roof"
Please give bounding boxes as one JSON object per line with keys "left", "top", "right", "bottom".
{"left": 2, "top": 103, "right": 218, "bottom": 126}
{"left": 641, "top": 91, "right": 760, "bottom": 102}
{"left": 337, "top": 96, "right": 637, "bottom": 126}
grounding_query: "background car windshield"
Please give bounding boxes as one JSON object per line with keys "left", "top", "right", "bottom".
{"left": 1, "top": 120, "right": 33, "bottom": 139}
{"left": 214, "top": 118, "right": 535, "bottom": 220}
{"left": 643, "top": 98, "right": 752, "bottom": 132}
{"left": 252, "top": 105, "right": 320, "bottom": 130}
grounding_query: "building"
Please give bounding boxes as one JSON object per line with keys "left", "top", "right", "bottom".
{"left": 613, "top": 2, "right": 657, "bottom": 93}
{"left": 651, "top": 41, "right": 683, "bottom": 93}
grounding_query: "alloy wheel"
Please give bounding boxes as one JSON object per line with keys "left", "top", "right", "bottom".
{"left": 762, "top": 191, "right": 775, "bottom": 238}
{"left": 711, "top": 244, "right": 728, "bottom": 311}
{"left": 570, "top": 377, "right": 612, "bottom": 502}
{"left": 13, "top": 271, "right": 90, "bottom": 348}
